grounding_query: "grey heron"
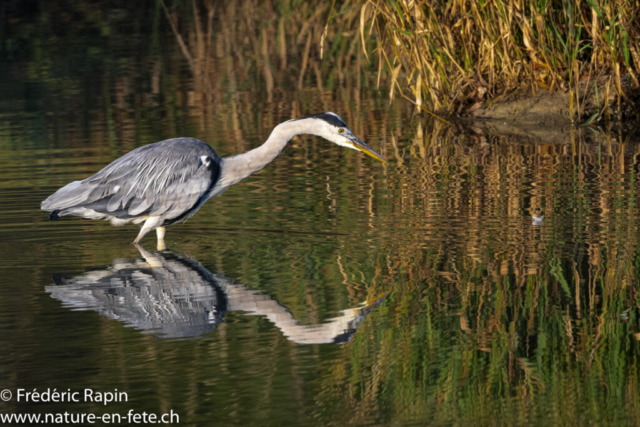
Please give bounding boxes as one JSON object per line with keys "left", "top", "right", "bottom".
{"left": 41, "top": 112, "right": 386, "bottom": 248}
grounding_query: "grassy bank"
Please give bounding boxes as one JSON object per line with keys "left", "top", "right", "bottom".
{"left": 156, "top": 0, "right": 639, "bottom": 125}
{"left": 359, "top": 0, "right": 640, "bottom": 124}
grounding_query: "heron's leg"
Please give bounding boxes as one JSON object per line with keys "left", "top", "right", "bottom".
{"left": 156, "top": 226, "right": 166, "bottom": 251}
{"left": 133, "top": 242, "right": 164, "bottom": 267}
{"left": 133, "top": 217, "right": 162, "bottom": 245}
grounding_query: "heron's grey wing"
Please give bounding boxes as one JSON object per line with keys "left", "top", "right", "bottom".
{"left": 42, "top": 138, "right": 220, "bottom": 222}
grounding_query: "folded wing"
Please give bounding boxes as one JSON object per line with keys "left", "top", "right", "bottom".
{"left": 41, "top": 138, "right": 220, "bottom": 223}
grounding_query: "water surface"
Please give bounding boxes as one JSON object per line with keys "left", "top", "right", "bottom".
{"left": 1, "top": 3, "right": 640, "bottom": 426}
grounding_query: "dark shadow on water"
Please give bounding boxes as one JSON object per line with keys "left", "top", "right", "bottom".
{"left": 47, "top": 245, "right": 388, "bottom": 343}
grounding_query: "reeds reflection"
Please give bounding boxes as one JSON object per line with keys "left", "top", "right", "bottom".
{"left": 47, "top": 245, "right": 387, "bottom": 343}
{"left": 307, "top": 126, "right": 640, "bottom": 425}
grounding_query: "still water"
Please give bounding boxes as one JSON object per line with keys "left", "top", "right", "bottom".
{"left": 2, "top": 3, "right": 640, "bottom": 426}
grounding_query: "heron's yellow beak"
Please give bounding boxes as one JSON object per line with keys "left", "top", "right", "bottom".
{"left": 348, "top": 136, "right": 388, "bottom": 164}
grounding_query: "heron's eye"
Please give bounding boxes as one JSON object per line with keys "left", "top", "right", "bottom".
{"left": 338, "top": 128, "right": 345, "bottom": 134}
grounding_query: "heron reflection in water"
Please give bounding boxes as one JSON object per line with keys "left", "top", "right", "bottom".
{"left": 41, "top": 113, "right": 386, "bottom": 249}
{"left": 46, "top": 245, "right": 389, "bottom": 343}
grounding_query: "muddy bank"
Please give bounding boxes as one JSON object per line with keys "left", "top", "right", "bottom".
{"left": 470, "top": 90, "right": 577, "bottom": 125}
{"left": 462, "top": 120, "right": 639, "bottom": 148}
{"left": 461, "top": 83, "right": 639, "bottom": 144}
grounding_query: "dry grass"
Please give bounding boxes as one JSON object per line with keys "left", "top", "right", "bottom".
{"left": 360, "top": 0, "right": 640, "bottom": 122}
{"left": 160, "top": 0, "right": 367, "bottom": 103}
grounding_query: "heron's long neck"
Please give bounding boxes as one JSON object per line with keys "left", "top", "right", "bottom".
{"left": 219, "top": 120, "right": 312, "bottom": 188}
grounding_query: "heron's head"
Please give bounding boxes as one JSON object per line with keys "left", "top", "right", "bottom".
{"left": 290, "top": 112, "right": 387, "bottom": 164}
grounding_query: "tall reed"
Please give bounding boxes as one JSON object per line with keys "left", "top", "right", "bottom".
{"left": 360, "top": 0, "right": 640, "bottom": 121}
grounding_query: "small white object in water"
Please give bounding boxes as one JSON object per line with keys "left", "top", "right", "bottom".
{"left": 532, "top": 215, "right": 544, "bottom": 226}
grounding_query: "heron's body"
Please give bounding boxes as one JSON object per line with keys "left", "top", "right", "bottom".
{"left": 41, "top": 113, "right": 386, "bottom": 248}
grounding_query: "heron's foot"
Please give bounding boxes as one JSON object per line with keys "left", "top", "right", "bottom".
{"left": 133, "top": 217, "right": 163, "bottom": 245}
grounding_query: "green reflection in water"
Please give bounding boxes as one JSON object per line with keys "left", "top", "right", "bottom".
{"left": 1, "top": 1, "right": 640, "bottom": 426}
